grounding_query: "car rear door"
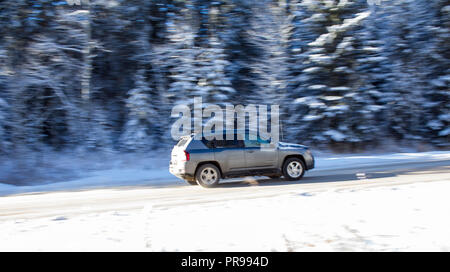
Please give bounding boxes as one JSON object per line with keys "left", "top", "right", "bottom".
{"left": 211, "top": 135, "right": 246, "bottom": 174}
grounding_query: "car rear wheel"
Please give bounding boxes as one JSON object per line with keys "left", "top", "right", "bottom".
{"left": 283, "top": 158, "right": 305, "bottom": 181}
{"left": 195, "top": 164, "right": 220, "bottom": 188}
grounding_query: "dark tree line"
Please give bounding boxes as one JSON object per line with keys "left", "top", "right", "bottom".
{"left": 0, "top": 0, "right": 448, "bottom": 154}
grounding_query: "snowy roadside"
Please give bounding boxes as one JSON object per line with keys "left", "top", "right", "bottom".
{"left": 1, "top": 179, "right": 449, "bottom": 251}
{"left": 0, "top": 151, "right": 449, "bottom": 196}
{"left": 148, "top": 180, "right": 450, "bottom": 251}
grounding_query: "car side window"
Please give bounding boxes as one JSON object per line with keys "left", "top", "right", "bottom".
{"left": 201, "top": 138, "right": 215, "bottom": 149}
{"left": 244, "top": 136, "right": 270, "bottom": 148}
{"left": 244, "top": 139, "right": 260, "bottom": 148}
{"left": 211, "top": 134, "right": 244, "bottom": 149}
{"left": 215, "top": 139, "right": 243, "bottom": 149}
{"left": 226, "top": 139, "right": 244, "bottom": 148}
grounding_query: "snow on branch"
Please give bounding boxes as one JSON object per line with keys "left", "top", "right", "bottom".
{"left": 309, "top": 11, "right": 371, "bottom": 47}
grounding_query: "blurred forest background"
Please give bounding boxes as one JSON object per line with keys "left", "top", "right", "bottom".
{"left": 0, "top": 0, "right": 449, "bottom": 155}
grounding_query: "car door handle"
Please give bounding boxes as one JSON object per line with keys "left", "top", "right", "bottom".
{"left": 247, "top": 150, "right": 255, "bottom": 153}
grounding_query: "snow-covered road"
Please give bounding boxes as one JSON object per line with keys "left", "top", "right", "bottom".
{"left": 0, "top": 152, "right": 449, "bottom": 251}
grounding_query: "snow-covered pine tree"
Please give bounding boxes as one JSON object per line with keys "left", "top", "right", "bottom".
{"left": 380, "top": 0, "right": 448, "bottom": 145}
{"left": 283, "top": 0, "right": 320, "bottom": 142}
{"left": 379, "top": 0, "right": 424, "bottom": 142}
{"left": 0, "top": 1, "right": 51, "bottom": 151}
{"left": 4, "top": 2, "right": 97, "bottom": 151}
{"left": 123, "top": 1, "right": 171, "bottom": 149}
{"left": 194, "top": 36, "right": 236, "bottom": 106}
{"left": 0, "top": 46, "right": 10, "bottom": 153}
{"left": 85, "top": 106, "right": 114, "bottom": 151}
{"left": 221, "top": 0, "right": 264, "bottom": 104}
{"left": 423, "top": 0, "right": 450, "bottom": 147}
{"left": 287, "top": 0, "right": 373, "bottom": 149}
{"left": 120, "top": 70, "right": 156, "bottom": 151}
{"left": 163, "top": 6, "right": 198, "bottom": 106}
{"left": 248, "top": 0, "right": 289, "bottom": 106}
{"left": 349, "top": 2, "right": 393, "bottom": 146}
{"left": 284, "top": 0, "right": 319, "bottom": 100}
{"left": 0, "top": 97, "right": 9, "bottom": 153}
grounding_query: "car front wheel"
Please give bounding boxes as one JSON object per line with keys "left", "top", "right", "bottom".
{"left": 195, "top": 164, "right": 220, "bottom": 188}
{"left": 283, "top": 158, "right": 305, "bottom": 181}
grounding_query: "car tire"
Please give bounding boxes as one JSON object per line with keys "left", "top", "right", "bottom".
{"left": 195, "top": 164, "right": 221, "bottom": 188}
{"left": 282, "top": 158, "right": 305, "bottom": 181}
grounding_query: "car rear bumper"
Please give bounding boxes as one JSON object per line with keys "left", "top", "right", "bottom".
{"left": 169, "top": 161, "right": 196, "bottom": 181}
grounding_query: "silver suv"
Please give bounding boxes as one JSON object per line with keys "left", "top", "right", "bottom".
{"left": 169, "top": 131, "right": 315, "bottom": 188}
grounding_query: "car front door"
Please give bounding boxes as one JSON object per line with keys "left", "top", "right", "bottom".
{"left": 244, "top": 137, "right": 278, "bottom": 169}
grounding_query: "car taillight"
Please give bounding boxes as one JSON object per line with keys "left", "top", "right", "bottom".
{"left": 184, "top": 150, "right": 190, "bottom": 161}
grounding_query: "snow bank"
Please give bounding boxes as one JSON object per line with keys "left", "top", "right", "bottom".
{"left": 317, "top": 151, "right": 450, "bottom": 171}
{"left": 0, "top": 151, "right": 178, "bottom": 196}
{"left": 0, "top": 168, "right": 175, "bottom": 197}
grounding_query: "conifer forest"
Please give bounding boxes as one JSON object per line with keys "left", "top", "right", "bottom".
{"left": 0, "top": 0, "right": 449, "bottom": 155}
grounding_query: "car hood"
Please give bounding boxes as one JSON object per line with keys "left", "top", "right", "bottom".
{"left": 278, "top": 142, "right": 309, "bottom": 150}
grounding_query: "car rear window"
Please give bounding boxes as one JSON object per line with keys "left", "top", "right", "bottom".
{"left": 176, "top": 137, "right": 189, "bottom": 147}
